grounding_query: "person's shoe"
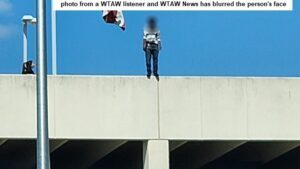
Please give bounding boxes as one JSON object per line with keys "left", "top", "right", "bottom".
{"left": 147, "top": 74, "right": 151, "bottom": 79}
{"left": 154, "top": 74, "right": 159, "bottom": 81}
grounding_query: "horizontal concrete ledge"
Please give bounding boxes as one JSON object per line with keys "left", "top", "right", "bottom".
{"left": 0, "top": 75, "right": 300, "bottom": 140}
{"left": 2, "top": 74, "right": 300, "bottom": 78}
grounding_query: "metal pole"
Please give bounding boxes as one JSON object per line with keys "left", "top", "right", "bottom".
{"left": 23, "top": 22, "right": 28, "bottom": 63}
{"left": 36, "top": 0, "right": 50, "bottom": 168}
{"left": 51, "top": 0, "right": 57, "bottom": 75}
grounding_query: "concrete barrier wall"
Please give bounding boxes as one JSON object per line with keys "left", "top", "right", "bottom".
{"left": 52, "top": 76, "right": 159, "bottom": 139}
{"left": 246, "top": 78, "right": 300, "bottom": 140}
{"left": 0, "top": 75, "right": 299, "bottom": 140}
{"left": 159, "top": 77, "right": 300, "bottom": 140}
{"left": 0, "top": 75, "right": 37, "bottom": 138}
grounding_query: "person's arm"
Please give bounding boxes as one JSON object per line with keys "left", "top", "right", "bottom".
{"left": 143, "top": 30, "right": 147, "bottom": 51}
{"left": 143, "top": 39, "right": 147, "bottom": 51}
{"left": 157, "top": 31, "right": 162, "bottom": 50}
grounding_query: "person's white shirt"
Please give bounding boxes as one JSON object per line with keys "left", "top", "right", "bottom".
{"left": 143, "top": 28, "right": 161, "bottom": 45}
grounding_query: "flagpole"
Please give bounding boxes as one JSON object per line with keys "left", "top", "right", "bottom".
{"left": 36, "top": 0, "right": 51, "bottom": 168}
{"left": 51, "top": 0, "right": 57, "bottom": 75}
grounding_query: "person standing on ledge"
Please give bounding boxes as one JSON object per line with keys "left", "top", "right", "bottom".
{"left": 143, "top": 17, "right": 161, "bottom": 80}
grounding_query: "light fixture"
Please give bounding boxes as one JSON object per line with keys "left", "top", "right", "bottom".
{"left": 22, "top": 15, "right": 37, "bottom": 66}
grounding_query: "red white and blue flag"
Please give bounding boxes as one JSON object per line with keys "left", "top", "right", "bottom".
{"left": 103, "top": 10, "right": 126, "bottom": 31}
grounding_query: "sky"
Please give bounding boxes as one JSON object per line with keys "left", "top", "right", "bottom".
{"left": 0, "top": 0, "right": 299, "bottom": 76}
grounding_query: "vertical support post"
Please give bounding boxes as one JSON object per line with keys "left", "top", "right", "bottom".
{"left": 23, "top": 22, "right": 28, "bottom": 63}
{"left": 51, "top": 0, "right": 57, "bottom": 75}
{"left": 36, "top": 0, "right": 50, "bottom": 168}
{"left": 143, "top": 140, "right": 169, "bottom": 169}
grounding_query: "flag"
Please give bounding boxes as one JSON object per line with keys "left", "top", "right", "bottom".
{"left": 102, "top": 11, "right": 125, "bottom": 31}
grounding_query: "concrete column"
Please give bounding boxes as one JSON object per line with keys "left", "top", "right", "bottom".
{"left": 143, "top": 140, "right": 169, "bottom": 169}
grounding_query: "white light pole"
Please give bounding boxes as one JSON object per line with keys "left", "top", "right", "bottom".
{"left": 51, "top": 1, "right": 57, "bottom": 75}
{"left": 22, "top": 15, "right": 37, "bottom": 63}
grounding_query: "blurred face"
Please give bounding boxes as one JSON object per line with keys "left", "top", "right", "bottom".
{"left": 148, "top": 18, "right": 157, "bottom": 29}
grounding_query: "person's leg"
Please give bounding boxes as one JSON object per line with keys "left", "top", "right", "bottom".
{"left": 145, "top": 48, "right": 152, "bottom": 77}
{"left": 152, "top": 49, "right": 159, "bottom": 77}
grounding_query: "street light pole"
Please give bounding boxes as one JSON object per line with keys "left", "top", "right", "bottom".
{"left": 22, "top": 22, "right": 28, "bottom": 63}
{"left": 51, "top": 0, "right": 57, "bottom": 75}
{"left": 22, "top": 15, "right": 36, "bottom": 64}
{"left": 36, "top": 0, "right": 50, "bottom": 168}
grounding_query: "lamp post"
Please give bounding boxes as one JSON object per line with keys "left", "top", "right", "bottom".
{"left": 36, "top": 0, "right": 51, "bottom": 168}
{"left": 51, "top": 0, "right": 57, "bottom": 75}
{"left": 22, "top": 15, "right": 37, "bottom": 63}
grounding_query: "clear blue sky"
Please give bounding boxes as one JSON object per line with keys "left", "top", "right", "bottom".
{"left": 0, "top": 0, "right": 299, "bottom": 76}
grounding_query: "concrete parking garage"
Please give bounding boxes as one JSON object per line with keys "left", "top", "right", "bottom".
{"left": 0, "top": 75, "right": 300, "bottom": 169}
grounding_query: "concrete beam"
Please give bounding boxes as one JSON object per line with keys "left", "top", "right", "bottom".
{"left": 170, "top": 141, "right": 188, "bottom": 152}
{"left": 0, "top": 140, "right": 35, "bottom": 169}
{"left": 253, "top": 142, "right": 300, "bottom": 164}
{"left": 51, "top": 140, "right": 126, "bottom": 169}
{"left": 0, "top": 139, "right": 7, "bottom": 146}
{"left": 201, "top": 142, "right": 300, "bottom": 169}
{"left": 50, "top": 140, "right": 68, "bottom": 152}
{"left": 263, "top": 145, "right": 300, "bottom": 169}
{"left": 88, "top": 141, "right": 143, "bottom": 169}
{"left": 171, "top": 141, "right": 245, "bottom": 169}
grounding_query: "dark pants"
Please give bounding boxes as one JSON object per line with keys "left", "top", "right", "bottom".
{"left": 145, "top": 44, "right": 159, "bottom": 76}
